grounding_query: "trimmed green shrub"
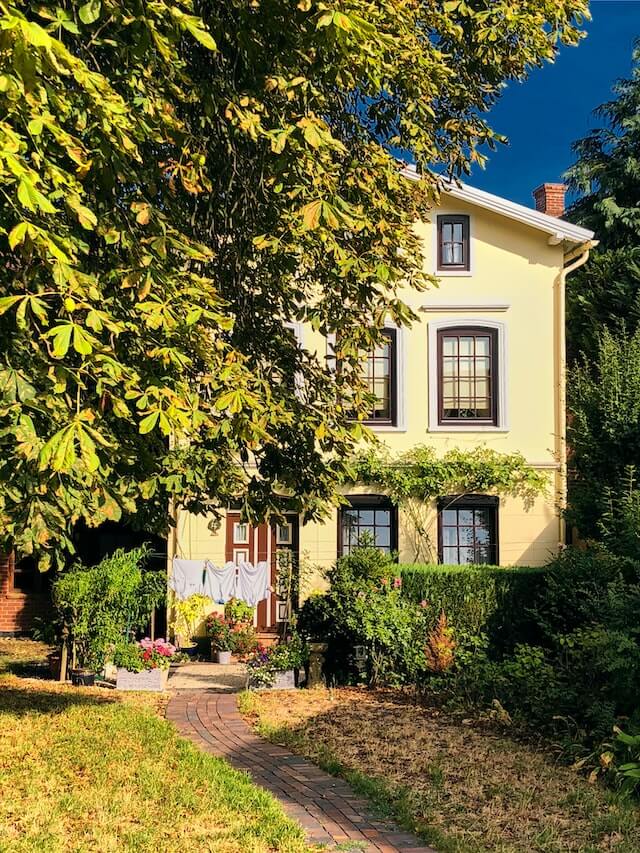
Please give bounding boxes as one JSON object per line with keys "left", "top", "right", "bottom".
{"left": 400, "top": 563, "right": 546, "bottom": 649}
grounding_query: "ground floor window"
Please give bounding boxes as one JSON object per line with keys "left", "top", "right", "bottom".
{"left": 339, "top": 496, "right": 397, "bottom": 557}
{"left": 437, "top": 495, "right": 498, "bottom": 565}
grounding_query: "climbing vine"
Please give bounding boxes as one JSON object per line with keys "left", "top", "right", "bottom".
{"left": 347, "top": 446, "right": 549, "bottom": 562}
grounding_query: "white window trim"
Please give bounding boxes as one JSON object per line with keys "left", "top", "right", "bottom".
{"left": 372, "top": 322, "right": 406, "bottom": 432}
{"left": 233, "top": 522, "right": 249, "bottom": 544}
{"left": 427, "top": 318, "right": 509, "bottom": 433}
{"left": 284, "top": 321, "right": 304, "bottom": 347}
{"left": 432, "top": 212, "right": 474, "bottom": 277}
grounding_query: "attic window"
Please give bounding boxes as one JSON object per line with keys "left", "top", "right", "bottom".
{"left": 437, "top": 215, "right": 470, "bottom": 272}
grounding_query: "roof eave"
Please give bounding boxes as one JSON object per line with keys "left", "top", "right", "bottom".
{"left": 401, "top": 167, "right": 595, "bottom": 246}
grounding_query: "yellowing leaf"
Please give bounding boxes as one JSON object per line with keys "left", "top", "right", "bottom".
{"left": 300, "top": 199, "right": 322, "bottom": 230}
{"left": 8, "top": 222, "right": 28, "bottom": 250}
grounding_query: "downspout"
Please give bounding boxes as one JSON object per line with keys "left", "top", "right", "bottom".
{"left": 556, "top": 239, "right": 598, "bottom": 546}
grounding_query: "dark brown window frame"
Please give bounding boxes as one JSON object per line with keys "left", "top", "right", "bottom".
{"left": 437, "top": 326, "right": 498, "bottom": 426}
{"left": 437, "top": 495, "right": 499, "bottom": 565}
{"left": 437, "top": 214, "right": 470, "bottom": 272}
{"left": 361, "top": 328, "right": 397, "bottom": 427}
{"left": 337, "top": 495, "right": 398, "bottom": 559}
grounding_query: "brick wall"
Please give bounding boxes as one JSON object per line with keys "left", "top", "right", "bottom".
{"left": 0, "top": 552, "right": 50, "bottom": 636}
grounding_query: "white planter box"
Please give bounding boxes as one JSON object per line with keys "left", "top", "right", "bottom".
{"left": 116, "top": 667, "right": 169, "bottom": 692}
{"left": 247, "top": 669, "right": 296, "bottom": 691}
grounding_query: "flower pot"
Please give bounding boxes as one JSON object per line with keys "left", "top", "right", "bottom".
{"left": 215, "top": 650, "right": 232, "bottom": 665}
{"left": 70, "top": 668, "right": 95, "bottom": 687}
{"left": 180, "top": 644, "right": 198, "bottom": 659}
{"left": 47, "top": 653, "right": 61, "bottom": 680}
{"left": 247, "top": 669, "right": 296, "bottom": 691}
{"left": 116, "top": 667, "right": 169, "bottom": 692}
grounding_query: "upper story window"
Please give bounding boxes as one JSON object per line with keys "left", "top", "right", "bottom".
{"left": 437, "top": 215, "right": 470, "bottom": 272}
{"left": 438, "top": 496, "right": 498, "bottom": 565}
{"left": 339, "top": 495, "right": 397, "bottom": 556}
{"left": 438, "top": 327, "right": 498, "bottom": 426}
{"left": 361, "top": 329, "right": 397, "bottom": 426}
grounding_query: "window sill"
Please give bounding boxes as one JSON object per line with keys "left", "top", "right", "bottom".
{"left": 434, "top": 269, "right": 473, "bottom": 277}
{"left": 427, "top": 425, "right": 509, "bottom": 433}
{"left": 369, "top": 426, "right": 407, "bottom": 433}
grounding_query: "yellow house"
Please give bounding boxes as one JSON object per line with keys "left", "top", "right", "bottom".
{"left": 170, "top": 176, "right": 596, "bottom": 635}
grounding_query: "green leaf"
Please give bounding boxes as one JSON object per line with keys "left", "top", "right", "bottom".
{"left": 17, "top": 178, "right": 57, "bottom": 214}
{"left": 47, "top": 324, "right": 74, "bottom": 358}
{"left": 72, "top": 325, "right": 94, "bottom": 355}
{"left": 28, "top": 117, "right": 43, "bottom": 135}
{"left": 8, "top": 222, "right": 29, "bottom": 249}
{"left": 79, "top": 0, "right": 101, "bottom": 25}
{"left": 0, "top": 296, "right": 22, "bottom": 315}
{"left": 139, "top": 411, "right": 159, "bottom": 434}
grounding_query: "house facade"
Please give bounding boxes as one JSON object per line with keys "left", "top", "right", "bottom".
{"left": 169, "top": 178, "right": 596, "bottom": 634}
{"left": 0, "top": 178, "right": 595, "bottom": 636}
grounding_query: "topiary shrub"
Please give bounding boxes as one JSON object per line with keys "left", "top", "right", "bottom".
{"left": 400, "top": 563, "right": 546, "bottom": 650}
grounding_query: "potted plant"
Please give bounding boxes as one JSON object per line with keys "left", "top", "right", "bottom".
{"left": 113, "top": 637, "right": 177, "bottom": 690}
{"left": 206, "top": 613, "right": 234, "bottom": 664}
{"left": 223, "top": 598, "right": 258, "bottom": 660}
{"left": 246, "top": 634, "right": 308, "bottom": 690}
{"left": 170, "top": 593, "right": 211, "bottom": 657}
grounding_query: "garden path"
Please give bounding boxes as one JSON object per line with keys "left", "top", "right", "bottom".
{"left": 167, "top": 661, "right": 246, "bottom": 691}
{"left": 166, "top": 690, "right": 437, "bottom": 853}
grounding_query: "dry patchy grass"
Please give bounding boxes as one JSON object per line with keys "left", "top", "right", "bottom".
{"left": 0, "top": 644, "right": 310, "bottom": 853}
{"left": 0, "top": 638, "right": 52, "bottom": 677}
{"left": 240, "top": 687, "right": 640, "bottom": 853}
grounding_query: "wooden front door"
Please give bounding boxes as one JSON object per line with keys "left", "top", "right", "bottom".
{"left": 225, "top": 513, "right": 299, "bottom": 633}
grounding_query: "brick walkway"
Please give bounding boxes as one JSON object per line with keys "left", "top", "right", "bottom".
{"left": 166, "top": 691, "right": 436, "bottom": 853}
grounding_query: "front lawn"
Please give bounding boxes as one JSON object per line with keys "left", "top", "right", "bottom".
{"left": 0, "top": 640, "right": 309, "bottom": 853}
{"left": 240, "top": 687, "right": 640, "bottom": 853}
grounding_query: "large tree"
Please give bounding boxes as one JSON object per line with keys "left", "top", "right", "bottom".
{"left": 565, "top": 41, "right": 640, "bottom": 545}
{"left": 566, "top": 40, "right": 640, "bottom": 362}
{"left": 0, "top": 0, "right": 588, "bottom": 567}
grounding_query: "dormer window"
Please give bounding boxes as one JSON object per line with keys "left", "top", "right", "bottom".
{"left": 437, "top": 215, "right": 470, "bottom": 272}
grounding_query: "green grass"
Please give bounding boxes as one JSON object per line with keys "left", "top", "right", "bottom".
{"left": 0, "top": 641, "right": 311, "bottom": 853}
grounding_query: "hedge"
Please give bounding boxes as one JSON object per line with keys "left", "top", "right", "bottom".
{"left": 400, "top": 563, "right": 547, "bottom": 649}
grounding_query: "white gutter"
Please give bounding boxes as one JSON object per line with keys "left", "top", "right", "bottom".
{"left": 556, "top": 239, "right": 599, "bottom": 546}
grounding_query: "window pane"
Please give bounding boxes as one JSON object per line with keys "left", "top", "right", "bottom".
{"left": 442, "top": 509, "right": 457, "bottom": 524}
{"left": 358, "top": 509, "right": 374, "bottom": 525}
{"left": 375, "top": 509, "right": 390, "bottom": 525}
{"left": 442, "top": 527, "right": 458, "bottom": 546}
{"left": 443, "top": 243, "right": 454, "bottom": 264}
{"left": 453, "top": 223, "right": 463, "bottom": 242}
{"left": 475, "top": 337, "right": 490, "bottom": 356}
{"left": 458, "top": 526, "right": 475, "bottom": 545}
{"left": 376, "top": 527, "right": 390, "bottom": 547}
{"left": 443, "top": 337, "right": 457, "bottom": 356}
{"left": 458, "top": 509, "right": 473, "bottom": 525}
{"left": 452, "top": 243, "right": 463, "bottom": 264}
{"left": 458, "top": 547, "right": 475, "bottom": 564}
{"left": 459, "top": 337, "right": 474, "bottom": 356}
{"left": 442, "top": 547, "right": 458, "bottom": 564}
{"left": 442, "top": 223, "right": 453, "bottom": 243}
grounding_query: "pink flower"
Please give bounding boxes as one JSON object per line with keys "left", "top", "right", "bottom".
{"left": 381, "top": 578, "right": 388, "bottom": 586}
{"left": 393, "top": 577, "right": 402, "bottom": 589}
{"left": 420, "top": 600, "right": 428, "bottom": 609}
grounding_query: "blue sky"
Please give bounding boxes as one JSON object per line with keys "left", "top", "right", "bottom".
{"left": 467, "top": 0, "right": 640, "bottom": 206}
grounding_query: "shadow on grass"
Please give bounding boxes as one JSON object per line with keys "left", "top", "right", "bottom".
{"left": 0, "top": 680, "right": 119, "bottom": 718}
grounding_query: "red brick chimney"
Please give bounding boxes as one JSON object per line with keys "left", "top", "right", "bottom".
{"left": 532, "top": 183, "right": 565, "bottom": 218}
